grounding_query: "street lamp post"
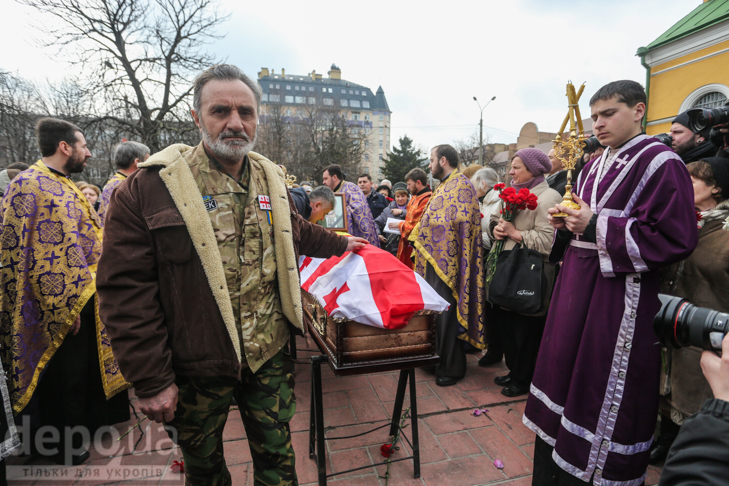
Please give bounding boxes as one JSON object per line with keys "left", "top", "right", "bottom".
{"left": 473, "top": 96, "right": 496, "bottom": 166}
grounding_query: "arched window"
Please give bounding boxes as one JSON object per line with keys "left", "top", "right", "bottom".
{"left": 679, "top": 84, "right": 729, "bottom": 113}
{"left": 693, "top": 92, "right": 727, "bottom": 109}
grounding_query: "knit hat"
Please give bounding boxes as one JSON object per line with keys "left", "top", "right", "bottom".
{"left": 514, "top": 148, "right": 552, "bottom": 176}
{"left": 673, "top": 111, "right": 711, "bottom": 139}
{"left": 704, "top": 157, "right": 729, "bottom": 200}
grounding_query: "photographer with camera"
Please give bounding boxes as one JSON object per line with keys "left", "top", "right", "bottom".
{"left": 657, "top": 331, "right": 729, "bottom": 485}
{"left": 650, "top": 156, "right": 729, "bottom": 464}
{"left": 668, "top": 111, "right": 716, "bottom": 164}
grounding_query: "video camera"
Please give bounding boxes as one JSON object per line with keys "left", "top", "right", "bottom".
{"left": 654, "top": 294, "right": 729, "bottom": 351}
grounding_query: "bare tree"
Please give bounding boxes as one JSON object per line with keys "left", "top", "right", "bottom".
{"left": 256, "top": 91, "right": 291, "bottom": 166}
{"left": 292, "top": 103, "right": 365, "bottom": 184}
{"left": 256, "top": 97, "right": 365, "bottom": 185}
{"left": 0, "top": 71, "right": 48, "bottom": 165}
{"left": 20, "top": 0, "right": 228, "bottom": 152}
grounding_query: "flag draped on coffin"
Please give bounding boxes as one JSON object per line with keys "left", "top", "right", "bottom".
{"left": 299, "top": 245, "right": 449, "bottom": 330}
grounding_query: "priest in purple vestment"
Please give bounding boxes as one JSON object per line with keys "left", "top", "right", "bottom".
{"left": 322, "top": 164, "right": 380, "bottom": 247}
{"left": 523, "top": 80, "right": 698, "bottom": 486}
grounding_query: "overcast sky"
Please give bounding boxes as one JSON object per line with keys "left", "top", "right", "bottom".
{"left": 3, "top": 0, "right": 695, "bottom": 153}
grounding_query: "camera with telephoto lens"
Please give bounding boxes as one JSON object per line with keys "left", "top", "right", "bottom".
{"left": 686, "top": 104, "right": 729, "bottom": 134}
{"left": 654, "top": 294, "right": 729, "bottom": 351}
{"left": 653, "top": 133, "right": 673, "bottom": 147}
{"left": 582, "top": 136, "right": 604, "bottom": 153}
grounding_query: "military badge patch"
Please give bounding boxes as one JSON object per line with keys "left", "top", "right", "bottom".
{"left": 258, "top": 195, "right": 271, "bottom": 210}
{"left": 203, "top": 196, "right": 218, "bottom": 211}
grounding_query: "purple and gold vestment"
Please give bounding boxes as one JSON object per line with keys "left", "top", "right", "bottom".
{"left": 523, "top": 135, "right": 698, "bottom": 485}
{"left": 0, "top": 162, "right": 129, "bottom": 413}
{"left": 97, "top": 171, "right": 128, "bottom": 224}
{"left": 412, "top": 171, "right": 485, "bottom": 349}
{"left": 337, "top": 181, "right": 380, "bottom": 247}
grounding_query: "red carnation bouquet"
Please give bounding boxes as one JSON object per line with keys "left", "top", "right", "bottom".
{"left": 485, "top": 183, "right": 539, "bottom": 285}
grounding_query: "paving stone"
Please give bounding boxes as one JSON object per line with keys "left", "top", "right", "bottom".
{"left": 329, "top": 447, "right": 375, "bottom": 479}
{"left": 424, "top": 410, "right": 493, "bottom": 436}
{"left": 349, "top": 388, "right": 389, "bottom": 423}
{"left": 485, "top": 404, "right": 534, "bottom": 446}
{"left": 223, "top": 439, "right": 252, "bottom": 466}
{"left": 436, "top": 431, "right": 482, "bottom": 459}
{"left": 228, "top": 463, "right": 248, "bottom": 486}
{"left": 322, "top": 376, "right": 372, "bottom": 393}
{"left": 222, "top": 417, "right": 246, "bottom": 442}
{"left": 520, "top": 443, "right": 535, "bottom": 461}
{"left": 420, "top": 455, "right": 505, "bottom": 485}
{"left": 470, "top": 426, "right": 533, "bottom": 478}
{"left": 465, "top": 387, "right": 526, "bottom": 407}
{"left": 414, "top": 421, "right": 449, "bottom": 464}
{"left": 430, "top": 383, "right": 476, "bottom": 410}
{"left": 368, "top": 373, "right": 402, "bottom": 402}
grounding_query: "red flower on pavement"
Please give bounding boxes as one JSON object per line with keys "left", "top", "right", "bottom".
{"left": 171, "top": 460, "right": 184, "bottom": 474}
{"left": 381, "top": 443, "right": 394, "bottom": 458}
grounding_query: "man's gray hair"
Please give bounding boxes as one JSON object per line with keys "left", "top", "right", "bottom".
{"left": 472, "top": 167, "right": 500, "bottom": 193}
{"left": 308, "top": 185, "right": 336, "bottom": 208}
{"left": 113, "top": 141, "right": 150, "bottom": 170}
{"left": 193, "top": 64, "right": 263, "bottom": 114}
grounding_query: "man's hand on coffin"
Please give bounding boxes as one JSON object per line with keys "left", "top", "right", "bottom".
{"left": 139, "top": 383, "right": 179, "bottom": 423}
{"left": 346, "top": 237, "right": 368, "bottom": 252}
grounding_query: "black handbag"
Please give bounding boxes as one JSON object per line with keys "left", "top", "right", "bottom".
{"left": 488, "top": 243, "right": 546, "bottom": 314}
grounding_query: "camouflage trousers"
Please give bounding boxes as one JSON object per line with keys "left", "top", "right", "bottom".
{"left": 165, "top": 349, "right": 297, "bottom": 486}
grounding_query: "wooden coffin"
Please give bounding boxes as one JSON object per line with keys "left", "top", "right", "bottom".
{"left": 302, "top": 291, "right": 438, "bottom": 374}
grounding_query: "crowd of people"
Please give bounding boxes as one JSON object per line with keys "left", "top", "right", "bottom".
{"left": 0, "top": 64, "right": 728, "bottom": 486}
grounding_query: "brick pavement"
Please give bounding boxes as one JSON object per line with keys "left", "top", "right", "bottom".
{"left": 5, "top": 334, "right": 664, "bottom": 485}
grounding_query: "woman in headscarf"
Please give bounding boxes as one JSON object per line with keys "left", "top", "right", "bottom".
{"left": 487, "top": 148, "right": 562, "bottom": 397}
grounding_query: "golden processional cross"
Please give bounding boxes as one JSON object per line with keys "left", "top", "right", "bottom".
{"left": 552, "top": 82, "right": 586, "bottom": 218}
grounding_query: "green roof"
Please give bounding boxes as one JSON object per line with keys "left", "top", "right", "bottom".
{"left": 646, "top": 0, "right": 729, "bottom": 50}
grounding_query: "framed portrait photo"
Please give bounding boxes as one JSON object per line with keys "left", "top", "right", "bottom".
{"left": 319, "top": 192, "right": 348, "bottom": 233}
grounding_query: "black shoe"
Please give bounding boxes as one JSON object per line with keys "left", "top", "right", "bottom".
{"left": 494, "top": 375, "right": 512, "bottom": 387}
{"left": 435, "top": 376, "right": 458, "bottom": 387}
{"left": 648, "top": 442, "right": 671, "bottom": 465}
{"left": 501, "top": 383, "right": 529, "bottom": 397}
{"left": 52, "top": 449, "right": 90, "bottom": 466}
{"left": 478, "top": 353, "right": 503, "bottom": 367}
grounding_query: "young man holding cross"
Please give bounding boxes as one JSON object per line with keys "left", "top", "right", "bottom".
{"left": 523, "top": 80, "right": 698, "bottom": 486}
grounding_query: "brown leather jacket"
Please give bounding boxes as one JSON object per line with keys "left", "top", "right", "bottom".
{"left": 97, "top": 148, "right": 347, "bottom": 398}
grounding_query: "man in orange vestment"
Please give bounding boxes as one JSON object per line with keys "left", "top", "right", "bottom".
{"left": 393, "top": 168, "right": 431, "bottom": 269}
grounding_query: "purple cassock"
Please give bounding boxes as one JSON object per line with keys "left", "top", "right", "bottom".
{"left": 523, "top": 135, "right": 698, "bottom": 486}
{"left": 337, "top": 180, "right": 380, "bottom": 247}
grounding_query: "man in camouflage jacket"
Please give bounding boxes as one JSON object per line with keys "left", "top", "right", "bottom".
{"left": 96, "top": 65, "right": 366, "bottom": 486}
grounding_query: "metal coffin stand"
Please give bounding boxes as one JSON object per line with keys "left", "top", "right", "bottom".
{"left": 303, "top": 292, "right": 439, "bottom": 486}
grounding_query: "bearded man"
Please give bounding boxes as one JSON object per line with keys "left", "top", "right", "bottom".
{"left": 411, "top": 145, "right": 485, "bottom": 386}
{"left": 0, "top": 118, "right": 130, "bottom": 465}
{"left": 669, "top": 111, "right": 716, "bottom": 164}
{"left": 393, "top": 168, "right": 431, "bottom": 269}
{"left": 97, "top": 64, "right": 366, "bottom": 486}
{"left": 322, "top": 164, "right": 380, "bottom": 246}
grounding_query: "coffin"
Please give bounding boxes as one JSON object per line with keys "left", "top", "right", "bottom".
{"left": 302, "top": 290, "right": 439, "bottom": 375}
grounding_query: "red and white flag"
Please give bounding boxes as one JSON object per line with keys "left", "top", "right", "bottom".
{"left": 299, "top": 245, "right": 449, "bottom": 330}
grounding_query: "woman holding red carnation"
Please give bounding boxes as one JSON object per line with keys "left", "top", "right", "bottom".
{"left": 487, "top": 148, "right": 562, "bottom": 397}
